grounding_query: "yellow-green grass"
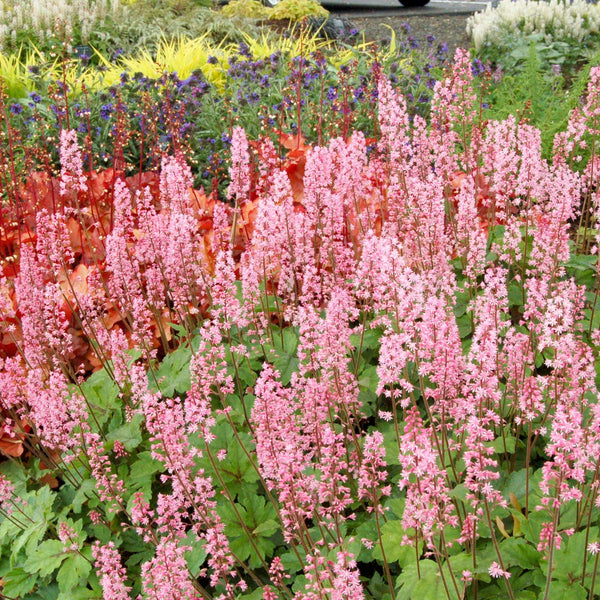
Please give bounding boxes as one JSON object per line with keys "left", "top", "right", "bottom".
{"left": 0, "top": 28, "right": 405, "bottom": 100}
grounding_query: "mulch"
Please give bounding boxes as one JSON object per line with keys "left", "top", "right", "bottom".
{"left": 348, "top": 13, "right": 473, "bottom": 55}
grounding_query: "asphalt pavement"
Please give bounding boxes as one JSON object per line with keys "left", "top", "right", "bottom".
{"left": 321, "top": 0, "right": 491, "bottom": 17}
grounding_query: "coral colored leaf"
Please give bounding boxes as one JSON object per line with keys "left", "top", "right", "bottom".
{"left": 0, "top": 437, "right": 23, "bottom": 457}
{"left": 0, "top": 420, "right": 29, "bottom": 457}
{"left": 275, "top": 129, "right": 308, "bottom": 152}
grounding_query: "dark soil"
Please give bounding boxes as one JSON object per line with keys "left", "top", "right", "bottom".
{"left": 349, "top": 13, "right": 473, "bottom": 55}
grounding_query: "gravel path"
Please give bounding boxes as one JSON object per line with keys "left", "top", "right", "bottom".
{"left": 348, "top": 13, "right": 474, "bottom": 55}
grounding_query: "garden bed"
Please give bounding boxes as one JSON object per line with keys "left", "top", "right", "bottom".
{"left": 347, "top": 13, "right": 472, "bottom": 54}
{"left": 2, "top": 1, "right": 600, "bottom": 599}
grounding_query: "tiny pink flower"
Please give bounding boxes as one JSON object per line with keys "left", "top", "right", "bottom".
{"left": 488, "top": 562, "right": 510, "bottom": 579}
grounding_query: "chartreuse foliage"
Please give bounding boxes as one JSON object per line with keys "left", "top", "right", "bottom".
{"left": 223, "top": 0, "right": 328, "bottom": 21}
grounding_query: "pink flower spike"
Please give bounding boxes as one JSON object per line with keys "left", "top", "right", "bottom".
{"left": 228, "top": 126, "right": 251, "bottom": 203}
{"left": 92, "top": 541, "right": 131, "bottom": 600}
{"left": 59, "top": 129, "right": 87, "bottom": 197}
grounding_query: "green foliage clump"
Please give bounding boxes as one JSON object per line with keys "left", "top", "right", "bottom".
{"left": 221, "top": 0, "right": 270, "bottom": 19}
{"left": 269, "top": 0, "right": 328, "bottom": 21}
{"left": 479, "top": 45, "right": 600, "bottom": 158}
{"left": 468, "top": 0, "right": 600, "bottom": 72}
{"left": 475, "top": 30, "right": 600, "bottom": 73}
{"left": 0, "top": 0, "right": 257, "bottom": 58}
{"left": 0, "top": 0, "right": 127, "bottom": 52}
{"left": 89, "top": 3, "right": 261, "bottom": 54}
{"left": 124, "top": 0, "right": 210, "bottom": 4}
{"left": 221, "top": 0, "right": 328, "bottom": 22}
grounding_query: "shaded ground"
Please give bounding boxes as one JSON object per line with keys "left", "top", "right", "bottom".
{"left": 322, "top": 0, "right": 489, "bottom": 17}
{"left": 348, "top": 13, "right": 473, "bottom": 55}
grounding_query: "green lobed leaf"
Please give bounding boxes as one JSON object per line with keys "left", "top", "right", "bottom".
{"left": 106, "top": 412, "right": 144, "bottom": 451}
{"left": 217, "top": 491, "right": 278, "bottom": 569}
{"left": 205, "top": 426, "right": 259, "bottom": 496}
{"left": 70, "top": 479, "right": 100, "bottom": 514}
{"left": 491, "top": 435, "right": 516, "bottom": 455}
{"left": 24, "top": 540, "right": 68, "bottom": 577}
{"left": 539, "top": 581, "right": 587, "bottom": 600}
{"left": 152, "top": 342, "right": 192, "bottom": 397}
{"left": 350, "top": 326, "right": 382, "bottom": 351}
{"left": 57, "top": 553, "right": 92, "bottom": 592}
{"left": 499, "top": 537, "right": 540, "bottom": 570}
{"left": 79, "top": 367, "right": 120, "bottom": 427}
{"left": 126, "top": 451, "right": 163, "bottom": 495}
{"left": 372, "top": 518, "right": 421, "bottom": 566}
{"left": 184, "top": 532, "right": 207, "bottom": 577}
{"left": 10, "top": 520, "right": 48, "bottom": 562}
{"left": 1, "top": 567, "right": 38, "bottom": 597}
{"left": 265, "top": 326, "right": 300, "bottom": 386}
{"left": 456, "top": 313, "right": 473, "bottom": 339}
{"left": 543, "top": 527, "right": 599, "bottom": 586}
{"left": 27, "top": 582, "right": 60, "bottom": 599}
{"left": 395, "top": 560, "right": 443, "bottom": 599}
{"left": 515, "top": 592, "right": 537, "bottom": 600}
{"left": 508, "top": 282, "right": 525, "bottom": 307}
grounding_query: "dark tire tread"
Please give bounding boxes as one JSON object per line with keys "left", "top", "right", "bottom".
{"left": 399, "top": 0, "right": 431, "bottom": 6}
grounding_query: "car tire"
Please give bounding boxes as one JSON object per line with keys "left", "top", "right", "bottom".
{"left": 398, "top": 0, "right": 430, "bottom": 6}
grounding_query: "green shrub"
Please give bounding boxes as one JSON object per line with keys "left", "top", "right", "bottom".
{"left": 468, "top": 0, "right": 600, "bottom": 72}
{"left": 221, "top": 0, "right": 270, "bottom": 19}
{"left": 221, "top": 0, "right": 328, "bottom": 23}
{"left": 89, "top": 4, "right": 262, "bottom": 55}
{"left": 0, "top": 0, "right": 127, "bottom": 52}
{"left": 479, "top": 45, "right": 600, "bottom": 158}
{"left": 269, "top": 0, "right": 328, "bottom": 20}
